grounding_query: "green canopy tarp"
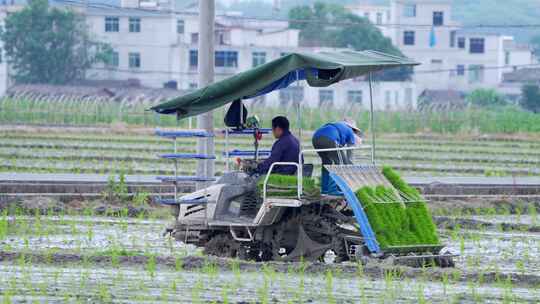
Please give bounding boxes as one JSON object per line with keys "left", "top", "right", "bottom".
{"left": 151, "top": 50, "right": 419, "bottom": 118}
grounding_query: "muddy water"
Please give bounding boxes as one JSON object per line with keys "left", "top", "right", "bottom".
{"left": 1, "top": 215, "right": 199, "bottom": 256}
{"left": 1, "top": 263, "right": 539, "bottom": 303}
{"left": 2, "top": 214, "right": 540, "bottom": 303}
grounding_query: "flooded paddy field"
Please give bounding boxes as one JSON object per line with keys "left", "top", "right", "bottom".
{"left": 2, "top": 126, "right": 539, "bottom": 177}
{"left": 2, "top": 201, "right": 540, "bottom": 303}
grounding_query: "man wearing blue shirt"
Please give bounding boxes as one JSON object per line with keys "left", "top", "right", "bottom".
{"left": 312, "top": 118, "right": 362, "bottom": 194}
{"left": 256, "top": 116, "right": 301, "bottom": 175}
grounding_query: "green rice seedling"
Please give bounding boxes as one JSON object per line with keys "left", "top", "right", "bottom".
{"left": 257, "top": 174, "right": 319, "bottom": 197}
{"left": 97, "top": 283, "right": 112, "bottom": 303}
{"left": 170, "top": 279, "right": 178, "bottom": 293}
{"left": 201, "top": 259, "right": 218, "bottom": 278}
{"left": 2, "top": 289, "right": 12, "bottom": 304}
{"left": 354, "top": 180, "right": 439, "bottom": 248}
{"left": 415, "top": 282, "right": 427, "bottom": 304}
{"left": 0, "top": 209, "right": 8, "bottom": 240}
{"left": 191, "top": 280, "right": 203, "bottom": 304}
{"left": 173, "top": 255, "right": 183, "bottom": 273}
{"left": 133, "top": 191, "right": 150, "bottom": 207}
{"left": 146, "top": 253, "right": 156, "bottom": 278}
{"left": 256, "top": 275, "right": 270, "bottom": 304}
{"left": 441, "top": 271, "right": 449, "bottom": 296}
{"left": 356, "top": 261, "right": 364, "bottom": 278}
{"left": 529, "top": 204, "right": 538, "bottom": 225}
{"left": 516, "top": 259, "right": 526, "bottom": 275}
{"left": 325, "top": 270, "right": 336, "bottom": 304}
{"left": 220, "top": 283, "right": 231, "bottom": 304}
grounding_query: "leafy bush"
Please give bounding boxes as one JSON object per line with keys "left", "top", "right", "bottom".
{"left": 354, "top": 167, "right": 439, "bottom": 249}
{"left": 520, "top": 83, "right": 540, "bottom": 113}
{"left": 257, "top": 174, "right": 319, "bottom": 197}
{"left": 466, "top": 89, "right": 507, "bottom": 108}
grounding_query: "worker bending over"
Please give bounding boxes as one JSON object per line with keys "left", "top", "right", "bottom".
{"left": 255, "top": 116, "right": 301, "bottom": 175}
{"left": 312, "top": 118, "right": 362, "bottom": 194}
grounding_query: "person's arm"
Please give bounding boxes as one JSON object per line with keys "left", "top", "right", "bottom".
{"left": 256, "top": 140, "right": 284, "bottom": 174}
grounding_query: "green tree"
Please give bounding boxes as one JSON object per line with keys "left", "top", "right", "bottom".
{"left": 466, "top": 88, "right": 507, "bottom": 108}
{"left": 288, "top": 2, "right": 411, "bottom": 80}
{"left": 0, "top": 0, "right": 110, "bottom": 84}
{"left": 531, "top": 35, "right": 540, "bottom": 60}
{"left": 520, "top": 83, "right": 540, "bottom": 113}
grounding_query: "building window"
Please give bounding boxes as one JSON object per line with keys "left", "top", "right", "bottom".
{"left": 128, "top": 52, "right": 140, "bottom": 68}
{"left": 191, "top": 33, "right": 199, "bottom": 44}
{"left": 252, "top": 52, "right": 266, "bottom": 67}
{"left": 458, "top": 37, "right": 465, "bottom": 49}
{"left": 105, "top": 17, "right": 119, "bottom": 32}
{"left": 505, "top": 51, "right": 510, "bottom": 65}
{"left": 279, "top": 86, "right": 304, "bottom": 106}
{"left": 403, "top": 31, "right": 415, "bottom": 45}
{"left": 189, "top": 83, "right": 198, "bottom": 90}
{"left": 431, "top": 59, "right": 443, "bottom": 64}
{"left": 470, "top": 38, "right": 485, "bottom": 54}
{"left": 433, "top": 11, "right": 444, "bottom": 26}
{"left": 450, "top": 30, "right": 456, "bottom": 47}
{"left": 347, "top": 90, "right": 363, "bottom": 105}
{"left": 363, "top": 12, "right": 370, "bottom": 20}
{"left": 177, "top": 19, "right": 184, "bottom": 34}
{"left": 456, "top": 64, "right": 465, "bottom": 76}
{"left": 376, "top": 12, "right": 383, "bottom": 25}
{"left": 394, "top": 91, "right": 400, "bottom": 107}
{"left": 468, "top": 65, "right": 484, "bottom": 83}
{"left": 129, "top": 17, "right": 140, "bottom": 32}
{"left": 319, "top": 89, "right": 334, "bottom": 106}
{"left": 215, "top": 51, "right": 238, "bottom": 68}
{"left": 384, "top": 91, "right": 391, "bottom": 110}
{"left": 189, "top": 50, "right": 198, "bottom": 68}
{"left": 106, "top": 51, "right": 119, "bottom": 67}
{"left": 280, "top": 52, "right": 289, "bottom": 57}
{"left": 405, "top": 88, "right": 413, "bottom": 109}
{"left": 217, "top": 32, "right": 226, "bottom": 45}
{"left": 403, "top": 4, "right": 416, "bottom": 17}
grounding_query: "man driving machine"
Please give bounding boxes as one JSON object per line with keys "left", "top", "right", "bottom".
{"left": 255, "top": 116, "right": 301, "bottom": 175}
{"left": 312, "top": 118, "right": 362, "bottom": 195}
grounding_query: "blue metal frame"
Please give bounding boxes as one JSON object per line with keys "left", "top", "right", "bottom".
{"left": 221, "top": 128, "right": 272, "bottom": 135}
{"left": 159, "top": 153, "right": 216, "bottom": 160}
{"left": 155, "top": 129, "right": 213, "bottom": 138}
{"left": 329, "top": 172, "right": 381, "bottom": 254}
{"left": 222, "top": 149, "right": 271, "bottom": 157}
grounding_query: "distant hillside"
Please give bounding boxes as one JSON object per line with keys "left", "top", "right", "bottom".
{"left": 452, "top": 0, "right": 540, "bottom": 42}
{"left": 220, "top": 0, "right": 540, "bottom": 43}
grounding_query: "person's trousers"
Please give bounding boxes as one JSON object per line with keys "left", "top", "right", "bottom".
{"left": 312, "top": 136, "right": 352, "bottom": 194}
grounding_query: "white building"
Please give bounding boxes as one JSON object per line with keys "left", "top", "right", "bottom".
{"left": 82, "top": 0, "right": 417, "bottom": 110}
{"left": 348, "top": 0, "right": 537, "bottom": 93}
{"left": 0, "top": 0, "right": 418, "bottom": 110}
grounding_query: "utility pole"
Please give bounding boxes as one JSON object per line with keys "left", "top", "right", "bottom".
{"left": 196, "top": 0, "right": 215, "bottom": 188}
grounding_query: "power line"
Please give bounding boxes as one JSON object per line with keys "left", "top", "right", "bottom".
{"left": 54, "top": 0, "right": 540, "bottom": 30}
{"left": 90, "top": 63, "right": 540, "bottom": 78}
{"left": 415, "top": 63, "right": 540, "bottom": 74}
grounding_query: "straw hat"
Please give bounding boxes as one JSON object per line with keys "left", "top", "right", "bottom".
{"left": 343, "top": 118, "right": 361, "bottom": 134}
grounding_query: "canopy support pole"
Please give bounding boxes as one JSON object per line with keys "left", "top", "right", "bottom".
{"left": 295, "top": 70, "right": 302, "bottom": 151}
{"left": 196, "top": 0, "right": 215, "bottom": 189}
{"left": 368, "top": 72, "right": 375, "bottom": 164}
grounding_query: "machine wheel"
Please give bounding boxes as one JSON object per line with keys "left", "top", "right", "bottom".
{"left": 269, "top": 211, "right": 348, "bottom": 262}
{"left": 203, "top": 233, "right": 241, "bottom": 258}
{"left": 302, "top": 213, "right": 348, "bottom": 263}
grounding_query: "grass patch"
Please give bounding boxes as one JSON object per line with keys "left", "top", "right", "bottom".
{"left": 354, "top": 167, "right": 440, "bottom": 249}
{"left": 257, "top": 174, "right": 319, "bottom": 197}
